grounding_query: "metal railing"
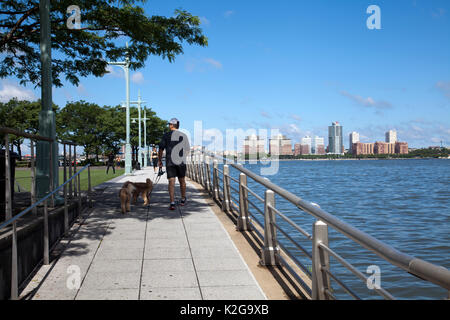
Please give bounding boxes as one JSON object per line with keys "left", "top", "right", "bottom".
{"left": 1, "top": 127, "right": 92, "bottom": 300}
{"left": 186, "top": 152, "right": 450, "bottom": 300}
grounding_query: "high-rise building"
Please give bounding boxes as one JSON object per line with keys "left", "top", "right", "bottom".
{"left": 349, "top": 132, "right": 359, "bottom": 153}
{"left": 269, "top": 134, "right": 293, "bottom": 156}
{"left": 300, "top": 136, "right": 312, "bottom": 154}
{"left": 385, "top": 130, "right": 397, "bottom": 143}
{"left": 243, "top": 135, "right": 265, "bottom": 155}
{"left": 328, "top": 122, "right": 343, "bottom": 154}
{"left": 311, "top": 136, "right": 325, "bottom": 155}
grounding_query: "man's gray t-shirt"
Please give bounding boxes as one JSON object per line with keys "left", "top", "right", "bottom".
{"left": 159, "top": 130, "right": 190, "bottom": 167}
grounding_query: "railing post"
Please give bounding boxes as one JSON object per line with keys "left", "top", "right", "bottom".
{"left": 198, "top": 154, "right": 204, "bottom": 187}
{"left": 205, "top": 157, "right": 212, "bottom": 195}
{"left": 5, "top": 134, "right": 12, "bottom": 221}
{"left": 312, "top": 220, "right": 331, "bottom": 300}
{"left": 30, "top": 140, "right": 37, "bottom": 216}
{"left": 261, "top": 190, "right": 280, "bottom": 266}
{"left": 5, "top": 134, "right": 18, "bottom": 300}
{"left": 73, "top": 146, "right": 77, "bottom": 197}
{"left": 78, "top": 170, "right": 82, "bottom": 217}
{"left": 88, "top": 164, "right": 92, "bottom": 207}
{"left": 213, "top": 160, "right": 219, "bottom": 201}
{"left": 237, "top": 173, "right": 251, "bottom": 231}
{"left": 11, "top": 221, "right": 18, "bottom": 300}
{"left": 63, "top": 144, "right": 68, "bottom": 234}
{"left": 69, "top": 144, "right": 72, "bottom": 197}
{"left": 49, "top": 141, "right": 54, "bottom": 207}
{"left": 222, "top": 165, "right": 231, "bottom": 212}
{"left": 43, "top": 199, "right": 49, "bottom": 265}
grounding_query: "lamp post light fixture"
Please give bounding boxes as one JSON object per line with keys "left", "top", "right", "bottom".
{"left": 107, "top": 43, "right": 132, "bottom": 175}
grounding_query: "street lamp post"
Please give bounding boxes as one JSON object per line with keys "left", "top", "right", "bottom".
{"left": 130, "top": 91, "right": 146, "bottom": 167}
{"left": 142, "top": 108, "right": 148, "bottom": 167}
{"left": 108, "top": 43, "right": 132, "bottom": 175}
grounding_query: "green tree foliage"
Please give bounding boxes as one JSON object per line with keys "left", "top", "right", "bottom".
{"left": 57, "top": 100, "right": 105, "bottom": 161}
{"left": 1, "top": 98, "right": 168, "bottom": 161}
{"left": 0, "top": 99, "right": 57, "bottom": 158}
{"left": 0, "top": 0, "right": 208, "bottom": 87}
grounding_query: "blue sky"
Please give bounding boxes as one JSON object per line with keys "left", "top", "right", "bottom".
{"left": 1, "top": 0, "right": 449, "bottom": 150}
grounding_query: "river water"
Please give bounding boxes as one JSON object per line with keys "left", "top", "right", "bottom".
{"left": 221, "top": 159, "right": 449, "bottom": 299}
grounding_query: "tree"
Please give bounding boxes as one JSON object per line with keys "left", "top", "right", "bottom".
{"left": 0, "top": 98, "right": 57, "bottom": 158}
{"left": 56, "top": 100, "right": 105, "bottom": 161}
{"left": 0, "top": 1, "right": 208, "bottom": 87}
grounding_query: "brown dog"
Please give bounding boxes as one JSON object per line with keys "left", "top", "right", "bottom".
{"left": 129, "top": 178, "right": 153, "bottom": 206}
{"left": 119, "top": 181, "right": 137, "bottom": 214}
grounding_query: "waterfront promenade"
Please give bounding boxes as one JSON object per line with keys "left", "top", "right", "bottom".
{"left": 20, "top": 167, "right": 267, "bottom": 300}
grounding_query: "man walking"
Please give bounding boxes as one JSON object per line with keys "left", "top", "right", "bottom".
{"left": 106, "top": 152, "right": 115, "bottom": 174}
{"left": 158, "top": 118, "right": 190, "bottom": 210}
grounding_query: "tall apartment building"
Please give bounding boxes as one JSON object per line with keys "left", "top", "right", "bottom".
{"left": 349, "top": 132, "right": 359, "bottom": 153}
{"left": 243, "top": 135, "right": 265, "bottom": 155}
{"left": 269, "top": 134, "right": 293, "bottom": 156}
{"left": 352, "top": 142, "right": 374, "bottom": 155}
{"left": 328, "top": 122, "right": 344, "bottom": 154}
{"left": 385, "top": 130, "right": 397, "bottom": 143}
{"left": 395, "top": 142, "right": 408, "bottom": 154}
{"left": 353, "top": 141, "right": 409, "bottom": 155}
{"left": 311, "top": 136, "right": 325, "bottom": 155}
{"left": 374, "top": 142, "right": 395, "bottom": 154}
{"left": 300, "top": 136, "right": 312, "bottom": 154}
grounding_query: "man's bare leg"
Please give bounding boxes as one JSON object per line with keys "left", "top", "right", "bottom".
{"left": 168, "top": 177, "right": 176, "bottom": 203}
{"left": 179, "top": 177, "right": 186, "bottom": 199}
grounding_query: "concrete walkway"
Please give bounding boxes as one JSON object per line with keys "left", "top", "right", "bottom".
{"left": 22, "top": 167, "right": 266, "bottom": 300}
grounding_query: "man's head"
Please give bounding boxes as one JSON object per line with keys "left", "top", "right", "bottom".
{"left": 168, "top": 118, "right": 179, "bottom": 130}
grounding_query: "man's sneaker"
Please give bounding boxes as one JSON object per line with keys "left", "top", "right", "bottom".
{"left": 180, "top": 198, "right": 187, "bottom": 206}
{"left": 169, "top": 203, "right": 176, "bottom": 210}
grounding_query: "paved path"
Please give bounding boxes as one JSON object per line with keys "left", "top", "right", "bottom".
{"left": 22, "top": 167, "right": 266, "bottom": 300}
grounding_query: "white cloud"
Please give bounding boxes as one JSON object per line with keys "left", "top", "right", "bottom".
{"left": 204, "top": 58, "right": 223, "bottom": 70}
{"left": 185, "top": 58, "right": 223, "bottom": 73}
{"left": 131, "top": 72, "right": 144, "bottom": 84}
{"left": 199, "top": 16, "right": 210, "bottom": 26}
{"left": 105, "top": 65, "right": 123, "bottom": 78}
{"left": 436, "top": 81, "right": 450, "bottom": 99}
{"left": 0, "top": 80, "right": 37, "bottom": 102}
{"left": 340, "top": 90, "right": 392, "bottom": 110}
{"left": 224, "top": 10, "right": 234, "bottom": 18}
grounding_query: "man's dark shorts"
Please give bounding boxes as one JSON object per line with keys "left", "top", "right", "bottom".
{"left": 166, "top": 164, "right": 186, "bottom": 179}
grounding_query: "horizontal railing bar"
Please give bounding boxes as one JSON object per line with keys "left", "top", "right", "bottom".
{"left": 229, "top": 184, "right": 239, "bottom": 194}
{"left": 248, "top": 211, "right": 264, "bottom": 229}
{"left": 226, "top": 174, "right": 240, "bottom": 184}
{"left": 274, "top": 223, "right": 312, "bottom": 260}
{"left": 268, "top": 204, "right": 312, "bottom": 240}
{"left": 0, "top": 164, "right": 90, "bottom": 231}
{"left": 323, "top": 268, "right": 361, "bottom": 300}
{"left": 246, "top": 197, "right": 264, "bottom": 216}
{"left": 319, "top": 243, "right": 394, "bottom": 300}
{"left": 0, "top": 127, "right": 53, "bottom": 142}
{"left": 228, "top": 162, "right": 450, "bottom": 291}
{"left": 242, "top": 185, "right": 264, "bottom": 203}
{"left": 278, "top": 240, "right": 312, "bottom": 277}
{"left": 278, "top": 255, "right": 313, "bottom": 297}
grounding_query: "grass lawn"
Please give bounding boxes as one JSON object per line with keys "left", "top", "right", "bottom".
{"left": 14, "top": 167, "right": 125, "bottom": 192}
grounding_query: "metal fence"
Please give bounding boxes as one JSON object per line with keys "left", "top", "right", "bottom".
{"left": 0, "top": 127, "right": 92, "bottom": 300}
{"left": 186, "top": 152, "right": 450, "bottom": 300}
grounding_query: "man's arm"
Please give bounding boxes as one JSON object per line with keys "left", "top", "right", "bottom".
{"left": 158, "top": 134, "right": 166, "bottom": 167}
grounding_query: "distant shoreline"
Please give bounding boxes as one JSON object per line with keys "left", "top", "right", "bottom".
{"left": 234, "top": 157, "right": 449, "bottom": 162}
